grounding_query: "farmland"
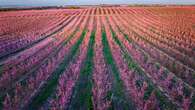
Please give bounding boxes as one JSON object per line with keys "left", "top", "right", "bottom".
{"left": 0, "top": 6, "right": 195, "bottom": 110}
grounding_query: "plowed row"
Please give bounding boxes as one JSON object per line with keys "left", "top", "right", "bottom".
{"left": 0, "top": 7, "right": 195, "bottom": 110}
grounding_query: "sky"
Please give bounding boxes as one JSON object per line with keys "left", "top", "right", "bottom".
{"left": 0, "top": 0, "right": 195, "bottom": 7}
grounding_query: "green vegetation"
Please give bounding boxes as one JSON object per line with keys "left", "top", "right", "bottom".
{"left": 68, "top": 30, "right": 96, "bottom": 110}
{"left": 143, "top": 84, "right": 154, "bottom": 100}
{"left": 155, "top": 63, "right": 161, "bottom": 70}
{"left": 0, "top": 24, "right": 80, "bottom": 110}
{"left": 0, "top": 95, "right": 5, "bottom": 110}
{"left": 102, "top": 27, "right": 135, "bottom": 110}
{"left": 112, "top": 20, "right": 178, "bottom": 110}
{"left": 26, "top": 29, "right": 87, "bottom": 110}
{"left": 155, "top": 90, "right": 177, "bottom": 110}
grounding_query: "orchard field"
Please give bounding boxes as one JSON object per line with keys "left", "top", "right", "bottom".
{"left": 0, "top": 6, "right": 195, "bottom": 110}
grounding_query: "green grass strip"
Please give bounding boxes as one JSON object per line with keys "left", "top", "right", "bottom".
{"left": 0, "top": 95, "right": 4, "bottom": 110}
{"left": 0, "top": 27, "right": 79, "bottom": 110}
{"left": 102, "top": 27, "right": 136, "bottom": 110}
{"left": 190, "top": 94, "right": 195, "bottom": 109}
{"left": 25, "top": 29, "right": 87, "bottom": 110}
{"left": 68, "top": 30, "right": 96, "bottom": 110}
{"left": 113, "top": 23, "right": 178, "bottom": 110}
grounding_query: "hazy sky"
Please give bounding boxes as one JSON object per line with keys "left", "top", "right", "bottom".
{"left": 0, "top": 0, "right": 195, "bottom": 7}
